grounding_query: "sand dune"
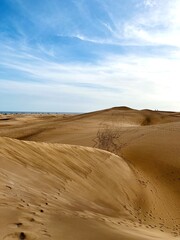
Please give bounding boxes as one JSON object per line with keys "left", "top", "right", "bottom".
{"left": 0, "top": 107, "right": 180, "bottom": 239}
{"left": 0, "top": 107, "right": 180, "bottom": 144}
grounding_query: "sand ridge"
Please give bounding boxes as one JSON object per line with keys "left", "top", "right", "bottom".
{"left": 0, "top": 107, "right": 180, "bottom": 239}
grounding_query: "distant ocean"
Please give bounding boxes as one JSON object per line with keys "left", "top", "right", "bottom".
{"left": 0, "top": 111, "right": 81, "bottom": 115}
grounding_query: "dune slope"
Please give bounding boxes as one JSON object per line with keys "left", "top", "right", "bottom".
{"left": 0, "top": 107, "right": 180, "bottom": 239}
{"left": 1, "top": 108, "right": 180, "bottom": 145}
{"left": 0, "top": 136, "right": 179, "bottom": 239}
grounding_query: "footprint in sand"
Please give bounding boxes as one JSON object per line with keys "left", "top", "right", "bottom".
{"left": 16, "top": 223, "right": 23, "bottom": 228}
{"left": 3, "top": 232, "right": 38, "bottom": 240}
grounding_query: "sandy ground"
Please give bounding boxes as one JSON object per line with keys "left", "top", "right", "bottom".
{"left": 0, "top": 107, "right": 180, "bottom": 239}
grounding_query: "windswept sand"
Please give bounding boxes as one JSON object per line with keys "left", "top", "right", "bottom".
{"left": 0, "top": 107, "right": 180, "bottom": 239}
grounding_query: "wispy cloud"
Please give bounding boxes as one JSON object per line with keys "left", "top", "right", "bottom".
{"left": 119, "top": 0, "right": 180, "bottom": 47}
{"left": 0, "top": 0, "right": 180, "bottom": 111}
{"left": 1, "top": 39, "right": 180, "bottom": 111}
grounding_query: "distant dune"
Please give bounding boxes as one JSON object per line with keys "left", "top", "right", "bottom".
{"left": 0, "top": 107, "right": 180, "bottom": 239}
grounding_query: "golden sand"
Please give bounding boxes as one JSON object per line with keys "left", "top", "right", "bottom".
{"left": 0, "top": 107, "right": 180, "bottom": 239}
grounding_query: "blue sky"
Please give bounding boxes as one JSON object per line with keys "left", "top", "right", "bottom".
{"left": 1, "top": 0, "right": 180, "bottom": 112}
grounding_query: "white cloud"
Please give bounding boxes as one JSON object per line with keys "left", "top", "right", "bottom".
{"left": 1, "top": 0, "right": 180, "bottom": 111}
{"left": 75, "top": 0, "right": 180, "bottom": 48}
{"left": 120, "top": 0, "right": 180, "bottom": 47}
{"left": 1, "top": 41, "right": 180, "bottom": 111}
{"left": 143, "top": 0, "right": 157, "bottom": 8}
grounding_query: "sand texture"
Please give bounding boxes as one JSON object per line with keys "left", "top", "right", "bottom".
{"left": 0, "top": 107, "right": 180, "bottom": 239}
